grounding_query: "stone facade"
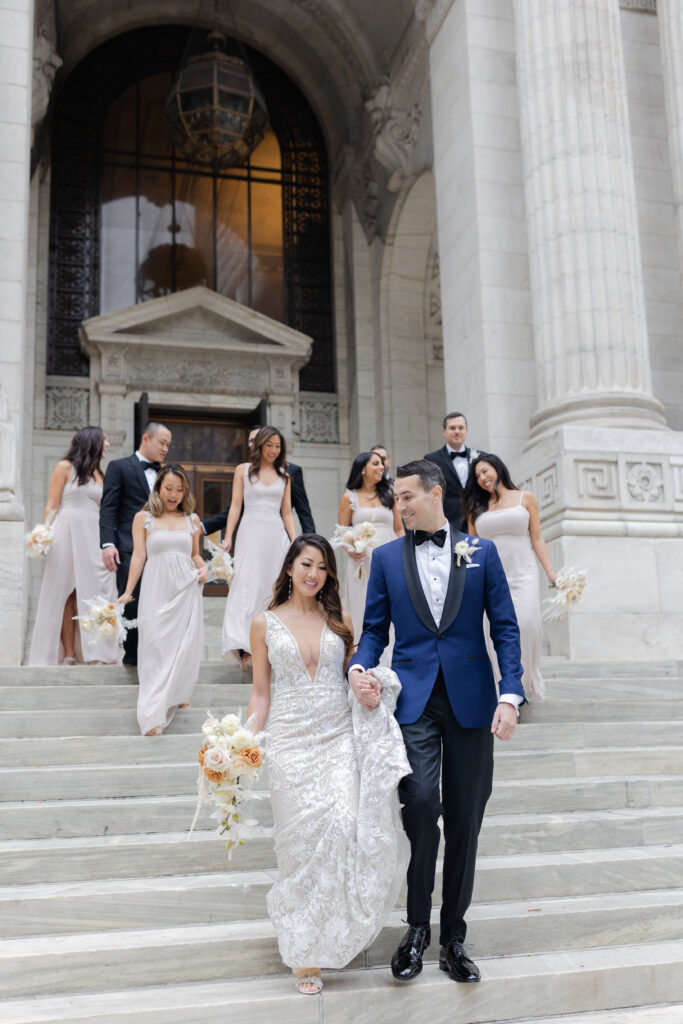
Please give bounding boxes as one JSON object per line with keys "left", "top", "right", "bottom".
{"left": 1, "top": 0, "right": 682, "bottom": 662}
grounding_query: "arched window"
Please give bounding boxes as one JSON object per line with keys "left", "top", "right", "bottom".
{"left": 48, "top": 26, "right": 334, "bottom": 391}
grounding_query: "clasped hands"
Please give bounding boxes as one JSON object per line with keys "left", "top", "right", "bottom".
{"left": 348, "top": 669, "right": 381, "bottom": 709}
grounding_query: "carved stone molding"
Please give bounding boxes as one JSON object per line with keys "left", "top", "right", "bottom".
{"left": 619, "top": 0, "right": 656, "bottom": 11}
{"left": 414, "top": 0, "right": 456, "bottom": 45}
{"left": 625, "top": 461, "right": 665, "bottom": 503}
{"left": 299, "top": 395, "right": 339, "bottom": 444}
{"left": 536, "top": 464, "right": 560, "bottom": 510}
{"left": 297, "top": 0, "right": 371, "bottom": 94}
{"left": 45, "top": 385, "right": 89, "bottom": 430}
{"left": 425, "top": 246, "right": 443, "bottom": 365}
{"left": 31, "top": 27, "right": 62, "bottom": 144}
{"left": 365, "top": 79, "right": 421, "bottom": 193}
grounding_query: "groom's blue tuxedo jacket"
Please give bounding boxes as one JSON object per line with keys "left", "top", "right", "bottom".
{"left": 355, "top": 526, "right": 524, "bottom": 727}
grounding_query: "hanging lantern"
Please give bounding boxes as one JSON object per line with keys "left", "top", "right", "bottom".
{"left": 165, "top": 30, "right": 268, "bottom": 169}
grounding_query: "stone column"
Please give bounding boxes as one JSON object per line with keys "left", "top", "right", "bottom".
{"left": 514, "top": 0, "right": 665, "bottom": 436}
{"left": 0, "top": 0, "right": 33, "bottom": 664}
{"left": 657, "top": 0, "right": 683, "bottom": 272}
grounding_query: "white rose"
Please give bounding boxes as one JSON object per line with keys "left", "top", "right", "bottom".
{"left": 98, "top": 622, "right": 116, "bottom": 637}
{"left": 230, "top": 727, "right": 254, "bottom": 752}
{"left": 220, "top": 714, "right": 241, "bottom": 735}
{"left": 204, "top": 746, "right": 229, "bottom": 773}
{"left": 79, "top": 620, "right": 93, "bottom": 633}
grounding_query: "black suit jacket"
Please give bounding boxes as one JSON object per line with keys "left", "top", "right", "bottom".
{"left": 202, "top": 460, "right": 316, "bottom": 536}
{"left": 99, "top": 454, "right": 152, "bottom": 554}
{"left": 424, "top": 445, "right": 472, "bottom": 530}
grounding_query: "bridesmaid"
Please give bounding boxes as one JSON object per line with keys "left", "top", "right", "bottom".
{"left": 463, "top": 453, "right": 556, "bottom": 701}
{"left": 221, "top": 426, "right": 296, "bottom": 667}
{"left": 118, "top": 464, "right": 207, "bottom": 735}
{"left": 29, "top": 426, "right": 118, "bottom": 666}
{"left": 337, "top": 450, "right": 404, "bottom": 646}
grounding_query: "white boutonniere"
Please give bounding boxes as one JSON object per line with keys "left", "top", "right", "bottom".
{"left": 454, "top": 537, "right": 479, "bottom": 567}
{"left": 469, "top": 448, "right": 480, "bottom": 461}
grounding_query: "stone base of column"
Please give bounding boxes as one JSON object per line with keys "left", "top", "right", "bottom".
{"left": 516, "top": 425, "right": 683, "bottom": 662}
{"left": 0, "top": 520, "right": 26, "bottom": 665}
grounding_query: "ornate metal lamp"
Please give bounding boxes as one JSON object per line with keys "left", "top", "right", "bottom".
{"left": 165, "top": 28, "right": 268, "bottom": 169}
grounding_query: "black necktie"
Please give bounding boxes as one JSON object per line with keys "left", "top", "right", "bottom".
{"left": 415, "top": 528, "right": 447, "bottom": 547}
{"left": 449, "top": 449, "right": 467, "bottom": 459}
{"left": 140, "top": 460, "right": 161, "bottom": 473}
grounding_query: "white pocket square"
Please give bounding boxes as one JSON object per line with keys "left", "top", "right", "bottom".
{"left": 466, "top": 562, "right": 480, "bottom": 569}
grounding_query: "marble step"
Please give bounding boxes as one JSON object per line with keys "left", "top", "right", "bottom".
{"left": 0, "top": 793, "right": 274, "bottom": 841}
{"left": 1, "top": 889, "right": 682, "bottom": 998}
{"left": 0, "top": 942, "right": 682, "bottom": 1024}
{"left": 508, "top": 1007, "right": 683, "bottom": 1024}
{"left": 0, "top": 663, "right": 245, "bottom": 687}
{"left": 521, "top": 698, "right": 682, "bottom": 722}
{"left": 0, "top": 683, "right": 240, "bottom": 711}
{"left": 3, "top": 763, "right": 683, "bottom": 813}
{"left": 3, "top": 802, "right": 683, "bottom": 883}
{"left": 4, "top": 844, "right": 683, "bottom": 937}
{"left": 2, "top": 709, "right": 681, "bottom": 750}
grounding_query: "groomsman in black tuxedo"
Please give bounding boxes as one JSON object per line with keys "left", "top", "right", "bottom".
{"left": 201, "top": 425, "right": 316, "bottom": 536}
{"left": 100, "top": 422, "right": 172, "bottom": 666}
{"left": 424, "top": 412, "right": 478, "bottom": 530}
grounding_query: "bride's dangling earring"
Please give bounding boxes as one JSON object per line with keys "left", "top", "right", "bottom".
{"left": 287, "top": 576, "right": 292, "bottom": 599}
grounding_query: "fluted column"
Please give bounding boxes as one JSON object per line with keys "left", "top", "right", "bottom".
{"left": 657, "top": 0, "right": 683, "bottom": 273}
{"left": 514, "top": 0, "right": 666, "bottom": 436}
{"left": 0, "top": 0, "right": 33, "bottom": 663}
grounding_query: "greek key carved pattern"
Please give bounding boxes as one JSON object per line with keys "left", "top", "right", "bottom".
{"left": 576, "top": 460, "right": 618, "bottom": 501}
{"left": 299, "top": 396, "right": 339, "bottom": 444}
{"left": 536, "top": 464, "right": 559, "bottom": 510}
{"left": 671, "top": 462, "right": 683, "bottom": 503}
{"left": 45, "top": 386, "right": 90, "bottom": 431}
{"left": 626, "top": 461, "right": 665, "bottom": 503}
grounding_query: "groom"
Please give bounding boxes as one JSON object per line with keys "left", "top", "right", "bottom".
{"left": 350, "top": 460, "right": 524, "bottom": 984}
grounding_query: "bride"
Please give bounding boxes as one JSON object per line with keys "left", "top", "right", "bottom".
{"left": 248, "top": 535, "right": 410, "bottom": 995}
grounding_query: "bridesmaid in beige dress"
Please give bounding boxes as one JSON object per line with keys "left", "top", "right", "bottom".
{"left": 220, "top": 427, "right": 296, "bottom": 667}
{"left": 118, "top": 464, "right": 207, "bottom": 735}
{"left": 29, "top": 426, "right": 119, "bottom": 666}
{"left": 337, "top": 451, "right": 404, "bottom": 647}
{"left": 464, "top": 453, "right": 556, "bottom": 701}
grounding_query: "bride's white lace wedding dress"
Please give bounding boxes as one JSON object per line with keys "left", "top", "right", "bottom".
{"left": 263, "top": 611, "right": 410, "bottom": 969}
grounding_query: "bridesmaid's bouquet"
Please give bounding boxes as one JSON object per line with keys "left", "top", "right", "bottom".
{"left": 24, "top": 519, "right": 57, "bottom": 558}
{"left": 332, "top": 521, "right": 379, "bottom": 580}
{"left": 204, "top": 539, "right": 234, "bottom": 585}
{"left": 191, "top": 712, "right": 264, "bottom": 858}
{"left": 74, "top": 594, "right": 136, "bottom": 646}
{"left": 542, "top": 567, "right": 588, "bottom": 622}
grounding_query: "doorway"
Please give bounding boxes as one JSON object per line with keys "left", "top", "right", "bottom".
{"left": 147, "top": 408, "right": 255, "bottom": 594}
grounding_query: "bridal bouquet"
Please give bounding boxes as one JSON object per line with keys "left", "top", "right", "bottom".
{"left": 542, "top": 567, "right": 588, "bottom": 622}
{"left": 24, "top": 519, "right": 57, "bottom": 558}
{"left": 204, "top": 539, "right": 234, "bottom": 585}
{"left": 191, "top": 712, "right": 264, "bottom": 858}
{"left": 332, "top": 521, "right": 379, "bottom": 579}
{"left": 74, "top": 594, "right": 136, "bottom": 645}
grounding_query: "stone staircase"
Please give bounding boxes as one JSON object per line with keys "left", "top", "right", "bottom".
{"left": 1, "top": 659, "right": 683, "bottom": 1023}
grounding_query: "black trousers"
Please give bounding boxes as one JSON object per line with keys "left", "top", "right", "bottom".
{"left": 116, "top": 552, "right": 140, "bottom": 666}
{"left": 398, "top": 669, "right": 493, "bottom": 945}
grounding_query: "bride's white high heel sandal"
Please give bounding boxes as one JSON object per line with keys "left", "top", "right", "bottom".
{"left": 294, "top": 974, "right": 323, "bottom": 995}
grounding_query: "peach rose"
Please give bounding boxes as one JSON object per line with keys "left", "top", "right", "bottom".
{"left": 236, "top": 746, "right": 262, "bottom": 769}
{"left": 204, "top": 767, "right": 226, "bottom": 784}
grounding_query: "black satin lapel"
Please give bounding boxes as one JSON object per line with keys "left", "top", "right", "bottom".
{"left": 439, "top": 525, "right": 467, "bottom": 634}
{"left": 131, "top": 455, "right": 151, "bottom": 500}
{"left": 401, "top": 533, "right": 438, "bottom": 634}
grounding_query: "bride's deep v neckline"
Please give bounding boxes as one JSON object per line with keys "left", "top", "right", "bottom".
{"left": 270, "top": 613, "right": 327, "bottom": 684}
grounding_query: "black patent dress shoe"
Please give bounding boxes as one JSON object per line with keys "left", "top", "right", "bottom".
{"left": 439, "top": 941, "right": 481, "bottom": 982}
{"left": 391, "top": 925, "right": 431, "bottom": 981}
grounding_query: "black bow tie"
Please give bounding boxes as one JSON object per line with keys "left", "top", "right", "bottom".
{"left": 140, "top": 460, "right": 161, "bottom": 473}
{"left": 449, "top": 449, "right": 467, "bottom": 459}
{"left": 415, "top": 528, "right": 447, "bottom": 547}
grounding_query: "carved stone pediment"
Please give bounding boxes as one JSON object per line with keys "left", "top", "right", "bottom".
{"left": 81, "top": 286, "right": 312, "bottom": 361}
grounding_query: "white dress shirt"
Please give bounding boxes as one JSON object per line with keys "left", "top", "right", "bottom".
{"left": 446, "top": 443, "right": 469, "bottom": 488}
{"left": 135, "top": 450, "right": 159, "bottom": 491}
{"left": 351, "top": 518, "right": 521, "bottom": 710}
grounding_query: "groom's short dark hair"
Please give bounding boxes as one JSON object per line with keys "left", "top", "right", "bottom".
{"left": 396, "top": 459, "right": 446, "bottom": 493}
{"left": 142, "top": 421, "right": 170, "bottom": 438}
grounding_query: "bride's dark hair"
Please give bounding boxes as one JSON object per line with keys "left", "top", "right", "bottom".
{"left": 269, "top": 535, "right": 354, "bottom": 656}
{"left": 63, "top": 426, "right": 106, "bottom": 486}
{"left": 463, "top": 452, "right": 518, "bottom": 525}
